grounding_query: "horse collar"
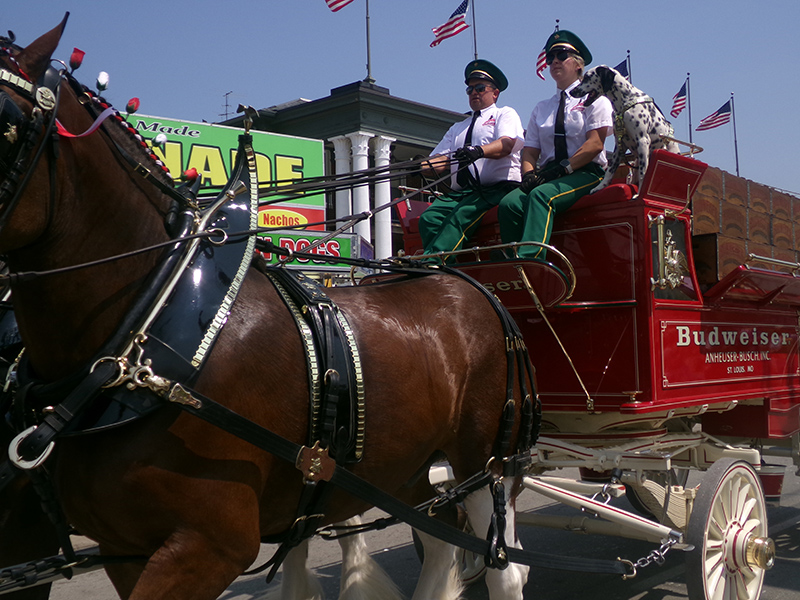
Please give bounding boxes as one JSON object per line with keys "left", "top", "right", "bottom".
{"left": 11, "top": 134, "right": 260, "bottom": 441}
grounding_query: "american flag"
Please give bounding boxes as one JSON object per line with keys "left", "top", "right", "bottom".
{"left": 535, "top": 49, "right": 547, "bottom": 80}
{"left": 696, "top": 100, "right": 732, "bottom": 131}
{"left": 325, "top": 0, "right": 356, "bottom": 12}
{"left": 613, "top": 58, "right": 629, "bottom": 80}
{"left": 670, "top": 82, "right": 687, "bottom": 118}
{"left": 430, "top": 0, "right": 470, "bottom": 48}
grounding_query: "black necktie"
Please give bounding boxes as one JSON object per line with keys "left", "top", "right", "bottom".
{"left": 457, "top": 110, "right": 481, "bottom": 188}
{"left": 554, "top": 91, "right": 568, "bottom": 163}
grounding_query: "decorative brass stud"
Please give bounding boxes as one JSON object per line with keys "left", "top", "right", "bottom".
{"left": 4, "top": 124, "right": 17, "bottom": 144}
{"left": 35, "top": 87, "right": 56, "bottom": 111}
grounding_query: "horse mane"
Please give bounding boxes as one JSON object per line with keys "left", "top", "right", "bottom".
{"left": 64, "top": 77, "right": 176, "bottom": 191}
{"left": 0, "top": 31, "right": 175, "bottom": 193}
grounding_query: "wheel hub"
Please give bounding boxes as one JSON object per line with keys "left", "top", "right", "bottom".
{"left": 722, "top": 522, "right": 775, "bottom": 572}
{"left": 745, "top": 536, "right": 775, "bottom": 570}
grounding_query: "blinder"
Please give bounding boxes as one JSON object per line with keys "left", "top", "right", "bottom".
{"left": 0, "top": 91, "right": 27, "bottom": 172}
{"left": 0, "top": 61, "right": 63, "bottom": 234}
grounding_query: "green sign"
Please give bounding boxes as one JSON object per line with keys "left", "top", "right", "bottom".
{"left": 131, "top": 115, "right": 326, "bottom": 223}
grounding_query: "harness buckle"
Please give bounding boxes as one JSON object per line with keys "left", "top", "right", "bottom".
{"left": 8, "top": 425, "right": 54, "bottom": 470}
{"left": 134, "top": 163, "right": 152, "bottom": 180}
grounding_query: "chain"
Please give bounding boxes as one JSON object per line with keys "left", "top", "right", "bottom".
{"left": 619, "top": 537, "right": 679, "bottom": 579}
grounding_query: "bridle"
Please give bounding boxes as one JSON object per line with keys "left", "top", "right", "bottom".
{"left": 0, "top": 44, "right": 63, "bottom": 235}
{"left": 0, "top": 37, "right": 186, "bottom": 250}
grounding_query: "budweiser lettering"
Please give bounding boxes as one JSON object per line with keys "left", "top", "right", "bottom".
{"left": 675, "top": 325, "right": 791, "bottom": 348}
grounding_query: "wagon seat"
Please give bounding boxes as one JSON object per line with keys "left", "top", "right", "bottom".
{"left": 396, "top": 167, "right": 637, "bottom": 258}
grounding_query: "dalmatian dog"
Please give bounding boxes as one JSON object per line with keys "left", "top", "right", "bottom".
{"left": 570, "top": 65, "right": 680, "bottom": 192}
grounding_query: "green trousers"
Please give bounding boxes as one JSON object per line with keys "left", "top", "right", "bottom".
{"left": 498, "top": 163, "right": 604, "bottom": 259}
{"left": 418, "top": 182, "right": 516, "bottom": 260}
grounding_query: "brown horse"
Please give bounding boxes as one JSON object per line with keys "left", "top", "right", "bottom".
{"left": 0, "top": 18, "right": 532, "bottom": 600}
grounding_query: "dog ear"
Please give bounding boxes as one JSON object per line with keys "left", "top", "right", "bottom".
{"left": 599, "top": 66, "right": 615, "bottom": 93}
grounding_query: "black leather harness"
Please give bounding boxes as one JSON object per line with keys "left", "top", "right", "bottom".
{"left": 263, "top": 266, "right": 365, "bottom": 465}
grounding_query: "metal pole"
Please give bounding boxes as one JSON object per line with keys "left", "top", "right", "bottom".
{"left": 471, "top": 0, "right": 478, "bottom": 59}
{"left": 687, "top": 74, "right": 693, "bottom": 145}
{"left": 626, "top": 49, "right": 631, "bottom": 82}
{"left": 364, "top": 0, "right": 375, "bottom": 83}
{"left": 731, "top": 92, "right": 739, "bottom": 176}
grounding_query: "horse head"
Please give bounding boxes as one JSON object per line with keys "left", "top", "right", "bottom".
{"left": 0, "top": 15, "right": 178, "bottom": 377}
{"left": 0, "top": 15, "right": 68, "bottom": 251}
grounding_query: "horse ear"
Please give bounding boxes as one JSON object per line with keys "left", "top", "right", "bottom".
{"left": 15, "top": 13, "right": 70, "bottom": 81}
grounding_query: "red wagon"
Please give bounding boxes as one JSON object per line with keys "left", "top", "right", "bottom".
{"left": 397, "top": 149, "right": 799, "bottom": 600}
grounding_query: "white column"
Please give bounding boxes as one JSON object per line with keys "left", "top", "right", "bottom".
{"left": 346, "top": 131, "right": 374, "bottom": 244}
{"left": 328, "top": 135, "right": 352, "bottom": 230}
{"left": 371, "top": 135, "right": 395, "bottom": 259}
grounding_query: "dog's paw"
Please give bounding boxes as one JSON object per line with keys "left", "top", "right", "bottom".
{"left": 591, "top": 181, "right": 610, "bottom": 194}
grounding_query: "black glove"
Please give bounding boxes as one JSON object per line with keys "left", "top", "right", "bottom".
{"left": 519, "top": 170, "right": 540, "bottom": 194}
{"left": 452, "top": 145, "right": 484, "bottom": 163}
{"left": 538, "top": 163, "right": 569, "bottom": 183}
{"left": 519, "top": 163, "right": 569, "bottom": 194}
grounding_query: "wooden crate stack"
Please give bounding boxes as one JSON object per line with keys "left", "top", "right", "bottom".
{"left": 691, "top": 166, "right": 800, "bottom": 285}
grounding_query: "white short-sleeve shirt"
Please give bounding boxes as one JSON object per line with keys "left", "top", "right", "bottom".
{"left": 432, "top": 103, "right": 525, "bottom": 190}
{"left": 524, "top": 80, "right": 613, "bottom": 168}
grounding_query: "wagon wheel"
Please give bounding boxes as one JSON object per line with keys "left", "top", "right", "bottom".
{"left": 411, "top": 518, "right": 486, "bottom": 586}
{"left": 685, "top": 459, "right": 775, "bottom": 600}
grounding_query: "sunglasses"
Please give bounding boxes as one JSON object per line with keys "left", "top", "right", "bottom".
{"left": 545, "top": 49, "right": 576, "bottom": 65}
{"left": 466, "top": 83, "right": 494, "bottom": 94}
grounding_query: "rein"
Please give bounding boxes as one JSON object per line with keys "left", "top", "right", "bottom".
{"left": 0, "top": 160, "right": 458, "bottom": 284}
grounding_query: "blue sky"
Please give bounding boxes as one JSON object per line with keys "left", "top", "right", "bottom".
{"left": 6, "top": 0, "right": 800, "bottom": 194}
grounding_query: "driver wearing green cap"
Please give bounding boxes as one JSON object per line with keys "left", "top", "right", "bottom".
{"left": 418, "top": 59, "right": 524, "bottom": 262}
{"left": 498, "top": 30, "right": 613, "bottom": 259}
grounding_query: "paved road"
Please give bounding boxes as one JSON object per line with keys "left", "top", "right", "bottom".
{"left": 50, "top": 460, "right": 800, "bottom": 599}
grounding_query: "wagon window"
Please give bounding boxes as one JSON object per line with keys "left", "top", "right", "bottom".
{"left": 650, "top": 217, "right": 698, "bottom": 301}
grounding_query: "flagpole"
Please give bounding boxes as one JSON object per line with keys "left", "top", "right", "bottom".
{"left": 364, "top": 0, "right": 375, "bottom": 83}
{"left": 731, "top": 92, "right": 739, "bottom": 176}
{"left": 471, "top": 0, "right": 478, "bottom": 59}
{"left": 686, "top": 73, "right": 692, "bottom": 145}
{"left": 626, "top": 50, "right": 631, "bottom": 83}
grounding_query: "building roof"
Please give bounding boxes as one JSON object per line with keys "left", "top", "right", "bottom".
{"left": 220, "top": 80, "right": 466, "bottom": 156}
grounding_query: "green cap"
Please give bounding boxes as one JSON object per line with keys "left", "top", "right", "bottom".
{"left": 464, "top": 59, "right": 508, "bottom": 92}
{"left": 544, "top": 30, "right": 592, "bottom": 65}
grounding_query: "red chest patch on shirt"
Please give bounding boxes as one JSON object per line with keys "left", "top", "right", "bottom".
{"left": 481, "top": 116, "right": 496, "bottom": 127}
